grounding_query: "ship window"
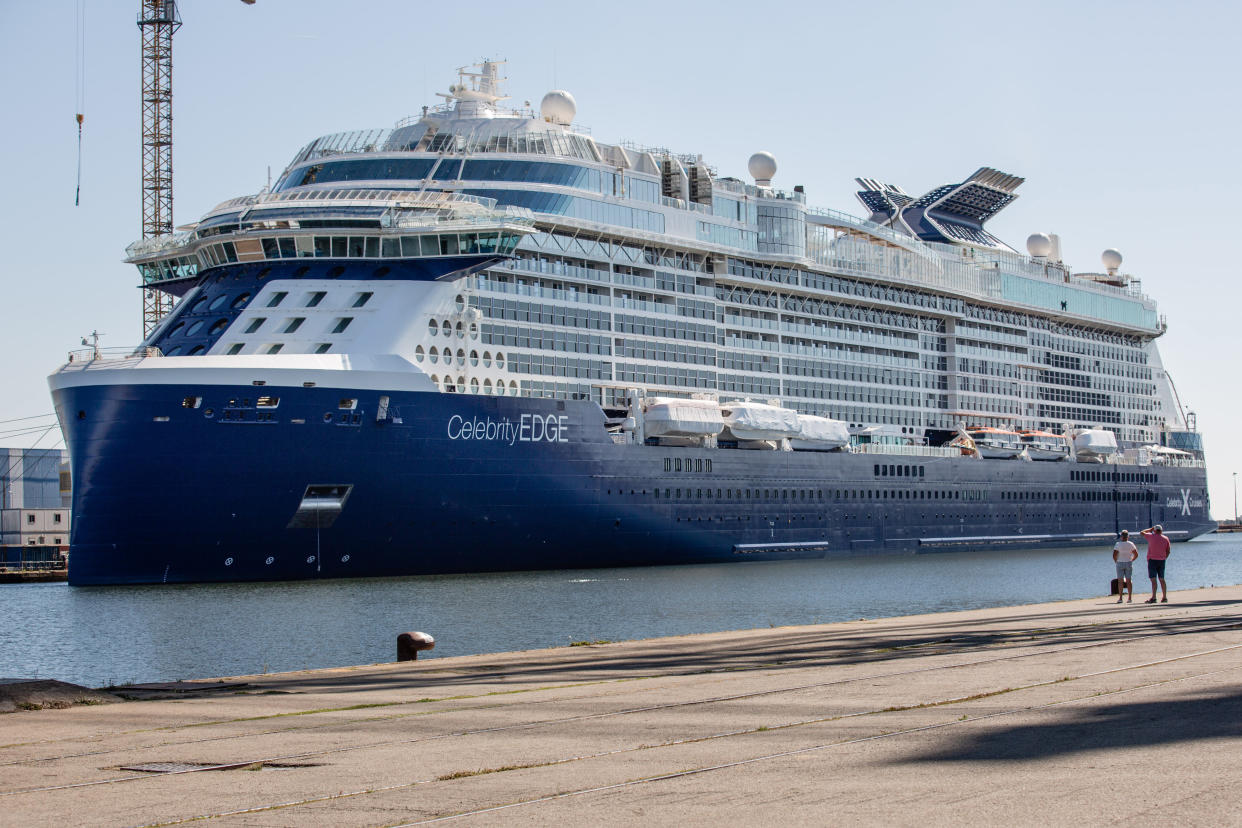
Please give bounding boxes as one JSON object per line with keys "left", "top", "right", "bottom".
{"left": 429, "top": 319, "right": 439, "bottom": 336}
{"left": 231, "top": 292, "right": 251, "bottom": 309}
{"left": 339, "top": 398, "right": 357, "bottom": 410}
{"left": 332, "top": 318, "right": 353, "bottom": 333}
{"left": 496, "top": 353, "right": 506, "bottom": 370}
{"left": 226, "top": 343, "right": 243, "bottom": 354}
{"left": 483, "top": 378, "right": 493, "bottom": 394}
{"left": 428, "top": 346, "right": 439, "bottom": 364}
{"left": 664, "top": 458, "right": 671, "bottom": 472}
{"left": 245, "top": 318, "right": 265, "bottom": 334}
{"left": 381, "top": 237, "right": 400, "bottom": 257}
{"left": 306, "top": 291, "right": 326, "bottom": 307}
{"left": 209, "top": 318, "right": 229, "bottom": 334}
{"left": 675, "top": 458, "right": 682, "bottom": 472}
{"left": 186, "top": 320, "right": 205, "bottom": 336}
{"left": 705, "top": 459, "right": 712, "bottom": 472}
{"left": 332, "top": 237, "right": 348, "bottom": 257}
{"left": 257, "top": 396, "right": 280, "bottom": 408}
{"left": 440, "top": 234, "right": 460, "bottom": 256}
{"left": 315, "top": 343, "right": 331, "bottom": 354}
{"left": 348, "top": 237, "right": 365, "bottom": 257}
{"left": 182, "top": 396, "right": 201, "bottom": 408}
{"left": 188, "top": 345, "right": 206, "bottom": 355}
{"left": 455, "top": 321, "right": 465, "bottom": 338}
{"left": 420, "top": 236, "right": 439, "bottom": 256}
{"left": 283, "top": 318, "right": 305, "bottom": 333}
{"left": 352, "top": 292, "right": 373, "bottom": 308}
{"left": 415, "top": 345, "right": 425, "bottom": 362}
{"left": 470, "top": 377, "right": 479, "bottom": 393}
{"left": 265, "top": 343, "right": 283, "bottom": 354}
{"left": 266, "top": 292, "right": 288, "bottom": 308}
{"left": 164, "top": 345, "right": 183, "bottom": 356}
{"left": 469, "top": 350, "right": 479, "bottom": 367}
{"left": 208, "top": 294, "right": 230, "bottom": 311}
{"left": 482, "top": 351, "right": 492, "bottom": 367}
{"left": 365, "top": 237, "right": 379, "bottom": 257}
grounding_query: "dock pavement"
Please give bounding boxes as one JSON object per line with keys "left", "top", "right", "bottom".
{"left": 3, "top": 585, "right": 1242, "bottom": 826}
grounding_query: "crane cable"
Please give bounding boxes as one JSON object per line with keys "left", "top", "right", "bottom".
{"left": 74, "top": 0, "right": 86, "bottom": 206}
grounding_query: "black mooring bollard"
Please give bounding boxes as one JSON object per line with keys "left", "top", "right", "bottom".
{"left": 397, "top": 631, "right": 435, "bottom": 661}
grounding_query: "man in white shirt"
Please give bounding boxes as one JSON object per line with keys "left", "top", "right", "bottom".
{"left": 1112, "top": 529, "right": 1138, "bottom": 603}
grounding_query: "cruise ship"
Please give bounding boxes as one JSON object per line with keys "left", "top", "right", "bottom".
{"left": 49, "top": 60, "right": 1214, "bottom": 585}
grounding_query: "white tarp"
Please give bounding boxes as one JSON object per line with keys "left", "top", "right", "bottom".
{"left": 722, "top": 402, "right": 801, "bottom": 441}
{"left": 644, "top": 397, "right": 724, "bottom": 438}
{"left": 791, "top": 414, "right": 850, "bottom": 449}
{"left": 1074, "top": 429, "right": 1118, "bottom": 456}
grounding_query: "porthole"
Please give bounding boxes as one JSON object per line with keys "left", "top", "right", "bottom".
{"left": 190, "top": 297, "right": 209, "bottom": 313}
{"left": 265, "top": 556, "right": 275, "bottom": 565}
{"left": 341, "top": 554, "right": 351, "bottom": 563}
{"left": 428, "top": 346, "right": 439, "bottom": 364}
{"left": 167, "top": 321, "right": 185, "bottom": 337}
{"left": 415, "top": 345, "right": 425, "bottom": 362}
{"left": 231, "top": 292, "right": 251, "bottom": 309}
{"left": 428, "top": 319, "right": 438, "bottom": 336}
{"left": 483, "top": 378, "right": 493, "bottom": 394}
{"left": 209, "top": 318, "right": 229, "bottom": 334}
{"left": 469, "top": 322, "right": 479, "bottom": 340}
{"left": 455, "top": 321, "right": 464, "bottom": 338}
{"left": 185, "top": 320, "right": 205, "bottom": 336}
{"left": 470, "top": 377, "right": 480, "bottom": 393}
{"left": 224, "top": 557, "right": 234, "bottom": 566}
{"left": 495, "top": 352, "right": 505, "bottom": 370}
{"left": 509, "top": 380, "right": 518, "bottom": 396}
{"left": 469, "top": 350, "right": 479, "bottom": 367}
{"left": 457, "top": 376, "right": 465, "bottom": 391}
{"left": 441, "top": 318, "right": 451, "bottom": 334}
{"left": 306, "top": 556, "right": 316, "bottom": 564}
{"left": 456, "top": 348, "right": 465, "bottom": 366}
{"left": 443, "top": 376, "right": 454, "bottom": 392}
{"left": 208, "top": 294, "right": 230, "bottom": 311}
{"left": 455, "top": 294, "right": 465, "bottom": 311}
{"left": 483, "top": 351, "right": 492, "bottom": 367}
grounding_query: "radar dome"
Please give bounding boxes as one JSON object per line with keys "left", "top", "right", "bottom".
{"left": 1101, "top": 248, "right": 1123, "bottom": 272}
{"left": 540, "top": 90, "right": 577, "bottom": 125}
{"left": 748, "top": 151, "right": 777, "bottom": 185}
{"left": 1026, "top": 233, "right": 1053, "bottom": 258}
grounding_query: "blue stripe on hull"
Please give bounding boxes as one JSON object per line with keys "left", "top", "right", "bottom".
{"left": 52, "top": 383, "right": 1217, "bottom": 585}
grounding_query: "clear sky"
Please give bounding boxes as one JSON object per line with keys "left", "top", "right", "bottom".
{"left": 1, "top": 0, "right": 1239, "bottom": 518}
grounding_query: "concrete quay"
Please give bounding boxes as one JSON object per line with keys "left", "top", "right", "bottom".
{"left": 3, "top": 586, "right": 1242, "bottom": 827}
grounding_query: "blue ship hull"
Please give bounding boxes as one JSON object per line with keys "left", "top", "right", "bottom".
{"left": 51, "top": 382, "right": 1216, "bottom": 585}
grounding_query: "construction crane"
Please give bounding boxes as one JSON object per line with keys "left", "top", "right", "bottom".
{"left": 135, "top": 1, "right": 255, "bottom": 338}
{"left": 136, "top": 0, "right": 180, "bottom": 337}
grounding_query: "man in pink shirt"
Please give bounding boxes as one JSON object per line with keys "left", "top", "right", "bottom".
{"left": 1140, "top": 525, "right": 1172, "bottom": 603}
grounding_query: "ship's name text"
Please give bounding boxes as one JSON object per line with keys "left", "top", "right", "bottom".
{"left": 447, "top": 414, "right": 569, "bottom": 445}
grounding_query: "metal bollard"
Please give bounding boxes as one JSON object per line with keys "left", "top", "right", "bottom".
{"left": 397, "top": 631, "right": 435, "bottom": 661}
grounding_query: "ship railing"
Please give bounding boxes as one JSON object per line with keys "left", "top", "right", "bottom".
{"left": 851, "top": 444, "right": 963, "bottom": 459}
{"left": 721, "top": 336, "right": 780, "bottom": 353}
{"left": 65, "top": 346, "right": 161, "bottom": 364}
{"left": 472, "top": 277, "right": 610, "bottom": 306}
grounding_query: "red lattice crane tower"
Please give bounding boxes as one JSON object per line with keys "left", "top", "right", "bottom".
{"left": 137, "top": 0, "right": 180, "bottom": 337}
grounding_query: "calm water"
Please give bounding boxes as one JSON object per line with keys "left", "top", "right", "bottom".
{"left": 4, "top": 533, "right": 1240, "bottom": 689}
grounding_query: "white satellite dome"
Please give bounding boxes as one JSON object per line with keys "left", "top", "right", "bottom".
{"left": 1101, "top": 248, "right": 1123, "bottom": 272}
{"left": 1026, "top": 233, "right": 1053, "bottom": 258}
{"left": 748, "top": 151, "right": 777, "bottom": 185}
{"left": 540, "top": 90, "right": 577, "bottom": 125}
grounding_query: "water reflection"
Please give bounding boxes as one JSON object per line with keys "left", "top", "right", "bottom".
{"left": 3, "top": 534, "right": 1239, "bottom": 688}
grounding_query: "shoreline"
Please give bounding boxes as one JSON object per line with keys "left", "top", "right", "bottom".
{"left": 5, "top": 585, "right": 1241, "bottom": 824}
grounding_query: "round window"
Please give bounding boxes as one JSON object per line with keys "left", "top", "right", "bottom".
{"left": 495, "top": 352, "right": 505, "bottom": 370}
{"left": 208, "top": 294, "right": 229, "bottom": 311}
{"left": 469, "top": 322, "right": 479, "bottom": 340}
{"left": 441, "top": 318, "right": 451, "bottom": 334}
{"left": 456, "top": 348, "right": 465, "bottom": 366}
{"left": 509, "top": 380, "right": 519, "bottom": 396}
{"left": 455, "top": 321, "right": 464, "bottom": 338}
{"left": 482, "top": 351, "right": 492, "bottom": 367}
{"left": 469, "top": 350, "right": 479, "bottom": 367}
{"left": 231, "top": 292, "right": 251, "bottom": 309}
{"left": 428, "top": 346, "right": 438, "bottom": 364}
{"left": 209, "top": 318, "right": 229, "bottom": 335}
{"left": 470, "top": 377, "right": 480, "bottom": 394}
{"left": 428, "top": 319, "right": 438, "bottom": 336}
{"left": 455, "top": 294, "right": 465, "bottom": 311}
{"left": 185, "top": 320, "right": 205, "bottom": 336}
{"left": 415, "top": 345, "right": 425, "bottom": 362}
